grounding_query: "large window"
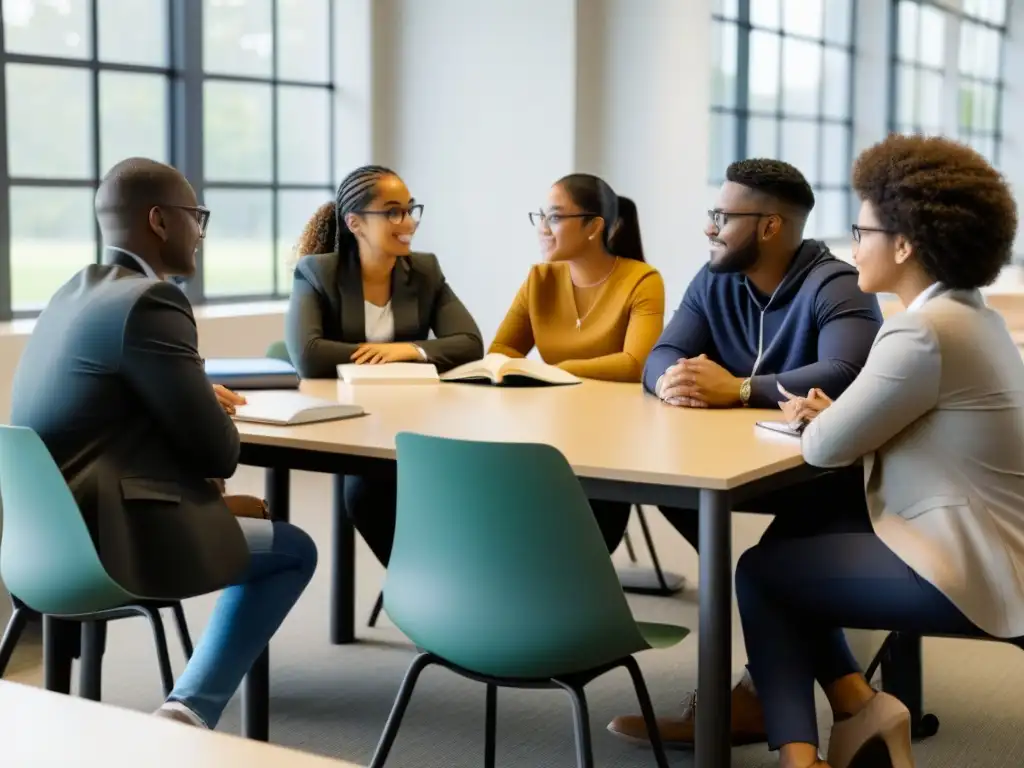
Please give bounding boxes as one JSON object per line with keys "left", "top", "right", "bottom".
{"left": 711, "top": 0, "right": 856, "bottom": 240}
{"left": 0, "top": 0, "right": 335, "bottom": 319}
{"left": 892, "top": 0, "right": 1007, "bottom": 165}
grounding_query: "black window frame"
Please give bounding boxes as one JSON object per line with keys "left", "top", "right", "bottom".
{"left": 710, "top": 0, "right": 858, "bottom": 240}
{"left": 0, "top": 0, "right": 337, "bottom": 321}
{"left": 888, "top": 0, "right": 1008, "bottom": 165}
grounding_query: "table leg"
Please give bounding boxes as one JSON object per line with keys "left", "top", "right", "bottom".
{"left": 240, "top": 467, "right": 288, "bottom": 742}
{"left": 265, "top": 467, "right": 290, "bottom": 524}
{"left": 242, "top": 648, "right": 270, "bottom": 741}
{"left": 695, "top": 489, "right": 731, "bottom": 768}
{"left": 330, "top": 473, "right": 356, "bottom": 645}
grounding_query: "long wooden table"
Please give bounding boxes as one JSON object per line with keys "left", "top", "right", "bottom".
{"left": 0, "top": 681, "right": 363, "bottom": 766}
{"left": 236, "top": 379, "right": 820, "bottom": 768}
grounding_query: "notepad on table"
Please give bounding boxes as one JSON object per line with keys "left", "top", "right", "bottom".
{"left": 439, "top": 354, "right": 581, "bottom": 386}
{"left": 337, "top": 362, "right": 441, "bottom": 384}
{"left": 232, "top": 391, "right": 365, "bottom": 426}
{"left": 205, "top": 357, "right": 300, "bottom": 390}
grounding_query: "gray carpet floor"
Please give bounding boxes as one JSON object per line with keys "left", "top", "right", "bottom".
{"left": 4, "top": 466, "right": 1024, "bottom": 767}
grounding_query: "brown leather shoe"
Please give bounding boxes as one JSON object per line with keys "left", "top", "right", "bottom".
{"left": 607, "top": 673, "right": 768, "bottom": 749}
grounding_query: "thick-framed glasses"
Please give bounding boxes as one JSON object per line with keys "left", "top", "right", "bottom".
{"left": 529, "top": 211, "right": 598, "bottom": 228}
{"left": 707, "top": 210, "right": 775, "bottom": 230}
{"left": 355, "top": 204, "right": 424, "bottom": 225}
{"left": 851, "top": 224, "right": 895, "bottom": 244}
{"left": 162, "top": 205, "right": 211, "bottom": 238}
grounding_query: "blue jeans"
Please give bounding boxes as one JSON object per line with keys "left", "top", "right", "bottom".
{"left": 735, "top": 505, "right": 983, "bottom": 750}
{"left": 168, "top": 520, "right": 318, "bottom": 727}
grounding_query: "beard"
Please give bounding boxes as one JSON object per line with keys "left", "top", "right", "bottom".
{"left": 708, "top": 233, "right": 759, "bottom": 274}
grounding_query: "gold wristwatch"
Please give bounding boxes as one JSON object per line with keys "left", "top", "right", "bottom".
{"left": 739, "top": 377, "right": 752, "bottom": 406}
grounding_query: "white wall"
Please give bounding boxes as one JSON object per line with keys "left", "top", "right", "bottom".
{"left": 372, "top": 0, "right": 581, "bottom": 341}
{"left": 576, "top": 0, "right": 713, "bottom": 301}
{"left": 369, "top": 0, "right": 713, "bottom": 340}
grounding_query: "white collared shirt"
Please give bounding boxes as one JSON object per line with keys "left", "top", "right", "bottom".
{"left": 108, "top": 246, "right": 159, "bottom": 280}
{"left": 907, "top": 282, "right": 943, "bottom": 313}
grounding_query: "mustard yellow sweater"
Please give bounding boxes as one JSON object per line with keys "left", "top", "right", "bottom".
{"left": 489, "top": 259, "right": 665, "bottom": 382}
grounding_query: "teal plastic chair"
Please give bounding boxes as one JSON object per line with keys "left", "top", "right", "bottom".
{"left": 370, "top": 433, "right": 689, "bottom": 768}
{"left": 0, "top": 426, "right": 193, "bottom": 698}
{"left": 265, "top": 339, "right": 290, "bottom": 362}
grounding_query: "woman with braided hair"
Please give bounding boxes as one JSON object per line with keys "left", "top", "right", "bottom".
{"left": 286, "top": 165, "right": 483, "bottom": 565}
{"left": 287, "top": 164, "right": 482, "bottom": 377}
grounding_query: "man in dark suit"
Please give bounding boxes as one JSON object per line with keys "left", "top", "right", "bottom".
{"left": 10, "top": 157, "right": 317, "bottom": 728}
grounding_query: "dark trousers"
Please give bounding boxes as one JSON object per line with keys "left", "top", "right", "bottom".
{"left": 735, "top": 496, "right": 990, "bottom": 749}
{"left": 344, "top": 473, "right": 632, "bottom": 567}
{"left": 657, "top": 466, "right": 869, "bottom": 552}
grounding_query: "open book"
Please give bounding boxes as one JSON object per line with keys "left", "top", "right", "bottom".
{"left": 337, "top": 362, "right": 440, "bottom": 385}
{"left": 232, "top": 391, "right": 366, "bottom": 426}
{"left": 440, "top": 354, "right": 581, "bottom": 386}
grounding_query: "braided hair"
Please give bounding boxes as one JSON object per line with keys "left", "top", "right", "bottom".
{"left": 335, "top": 164, "right": 396, "bottom": 257}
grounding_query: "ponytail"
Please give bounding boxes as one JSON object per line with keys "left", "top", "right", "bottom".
{"left": 555, "top": 173, "right": 645, "bottom": 262}
{"left": 607, "top": 195, "right": 645, "bottom": 262}
{"left": 293, "top": 201, "right": 336, "bottom": 260}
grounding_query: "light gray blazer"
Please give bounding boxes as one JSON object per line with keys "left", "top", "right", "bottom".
{"left": 803, "top": 288, "right": 1024, "bottom": 638}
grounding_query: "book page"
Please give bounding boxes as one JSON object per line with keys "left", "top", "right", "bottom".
{"left": 233, "top": 391, "right": 339, "bottom": 423}
{"left": 440, "top": 354, "right": 508, "bottom": 382}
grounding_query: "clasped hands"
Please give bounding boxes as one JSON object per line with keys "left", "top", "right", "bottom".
{"left": 777, "top": 383, "right": 832, "bottom": 426}
{"left": 658, "top": 357, "right": 834, "bottom": 424}
{"left": 657, "top": 355, "right": 745, "bottom": 408}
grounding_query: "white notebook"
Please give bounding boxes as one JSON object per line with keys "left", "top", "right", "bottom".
{"left": 337, "top": 362, "right": 440, "bottom": 384}
{"left": 439, "top": 354, "right": 581, "bottom": 386}
{"left": 232, "top": 391, "right": 366, "bottom": 426}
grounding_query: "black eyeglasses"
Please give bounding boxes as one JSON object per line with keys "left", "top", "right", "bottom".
{"left": 851, "top": 224, "right": 895, "bottom": 244}
{"left": 529, "top": 211, "right": 598, "bottom": 228}
{"left": 354, "top": 204, "right": 424, "bottom": 225}
{"left": 161, "top": 204, "right": 211, "bottom": 238}
{"left": 707, "top": 210, "right": 780, "bottom": 230}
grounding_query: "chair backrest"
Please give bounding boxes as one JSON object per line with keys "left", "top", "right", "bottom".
{"left": 0, "top": 426, "right": 134, "bottom": 615}
{"left": 265, "top": 340, "right": 290, "bottom": 363}
{"left": 386, "top": 432, "right": 647, "bottom": 679}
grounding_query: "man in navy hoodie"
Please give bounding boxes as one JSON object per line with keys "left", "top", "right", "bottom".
{"left": 608, "top": 159, "right": 883, "bottom": 749}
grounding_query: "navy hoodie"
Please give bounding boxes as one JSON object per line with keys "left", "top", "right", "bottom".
{"left": 642, "top": 240, "right": 883, "bottom": 408}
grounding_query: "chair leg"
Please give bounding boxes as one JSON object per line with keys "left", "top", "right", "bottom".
{"left": 622, "top": 656, "right": 670, "bottom": 768}
{"left": 553, "top": 679, "right": 594, "bottom": 768}
{"left": 878, "top": 632, "right": 939, "bottom": 740}
{"left": 484, "top": 683, "right": 497, "bottom": 768}
{"left": 368, "top": 591, "right": 384, "bottom": 628}
{"left": 0, "top": 607, "right": 29, "bottom": 677}
{"left": 369, "top": 652, "right": 435, "bottom": 768}
{"left": 136, "top": 606, "right": 175, "bottom": 698}
{"left": 79, "top": 621, "right": 106, "bottom": 701}
{"left": 623, "top": 509, "right": 638, "bottom": 562}
{"left": 635, "top": 506, "right": 671, "bottom": 593}
{"left": 171, "top": 603, "right": 194, "bottom": 660}
{"left": 42, "top": 615, "right": 74, "bottom": 694}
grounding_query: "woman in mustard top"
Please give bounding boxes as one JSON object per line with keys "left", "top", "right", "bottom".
{"left": 491, "top": 173, "right": 665, "bottom": 551}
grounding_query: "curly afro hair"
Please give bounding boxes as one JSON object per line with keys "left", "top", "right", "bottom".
{"left": 852, "top": 134, "right": 1018, "bottom": 290}
{"left": 726, "top": 158, "right": 816, "bottom": 212}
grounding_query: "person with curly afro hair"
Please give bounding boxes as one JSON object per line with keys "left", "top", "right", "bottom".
{"left": 731, "top": 134, "right": 1024, "bottom": 768}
